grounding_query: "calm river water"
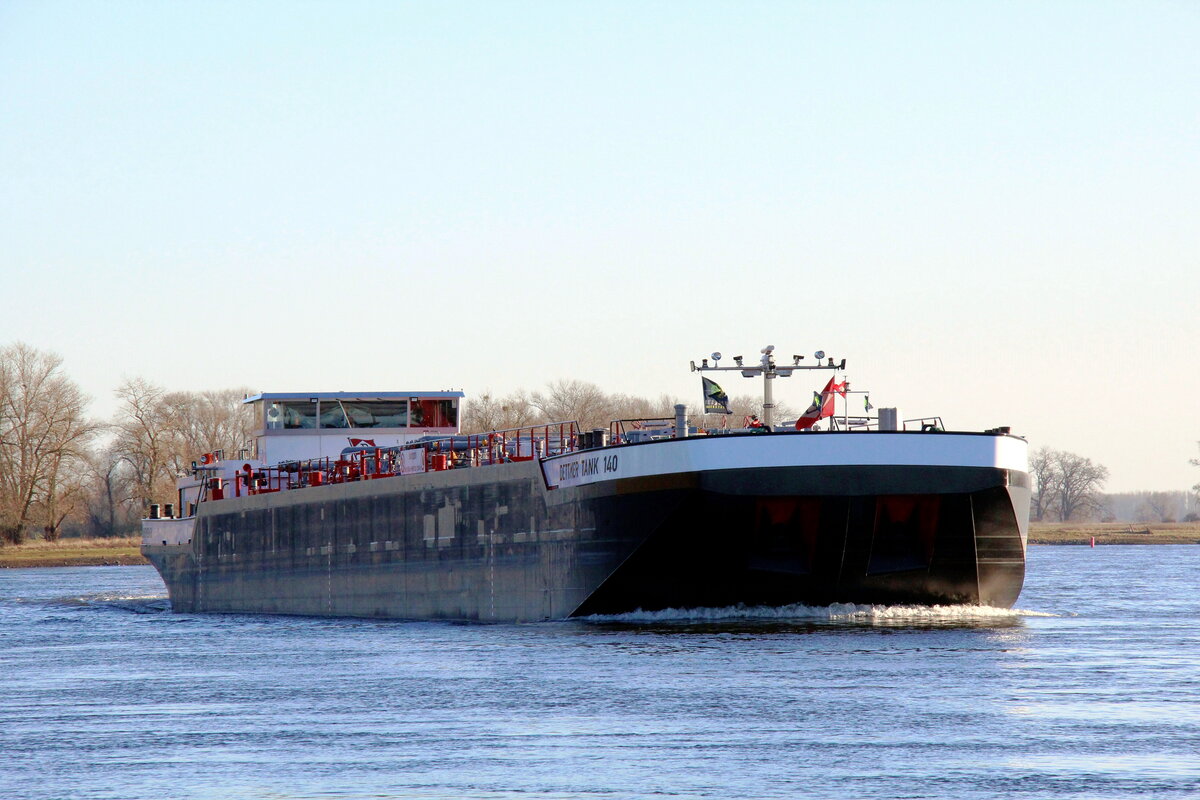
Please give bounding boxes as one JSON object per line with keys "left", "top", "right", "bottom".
{"left": 2, "top": 546, "right": 1198, "bottom": 800}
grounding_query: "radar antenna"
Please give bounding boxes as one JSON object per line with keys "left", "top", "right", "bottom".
{"left": 690, "top": 345, "right": 845, "bottom": 429}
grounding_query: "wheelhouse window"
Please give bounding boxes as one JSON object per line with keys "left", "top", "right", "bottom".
{"left": 411, "top": 398, "right": 458, "bottom": 428}
{"left": 260, "top": 396, "right": 455, "bottom": 430}
{"left": 267, "top": 400, "right": 318, "bottom": 429}
{"left": 319, "top": 402, "right": 350, "bottom": 429}
{"left": 354, "top": 400, "right": 408, "bottom": 427}
{"left": 318, "top": 400, "right": 409, "bottom": 429}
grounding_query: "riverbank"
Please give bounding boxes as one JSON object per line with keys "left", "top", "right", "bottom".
{"left": 0, "top": 536, "right": 148, "bottom": 567}
{"left": 1029, "top": 521, "right": 1200, "bottom": 545}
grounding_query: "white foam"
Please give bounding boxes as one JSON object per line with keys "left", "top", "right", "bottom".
{"left": 80, "top": 592, "right": 169, "bottom": 603}
{"left": 42, "top": 591, "right": 170, "bottom": 611}
{"left": 584, "top": 602, "right": 1051, "bottom": 624}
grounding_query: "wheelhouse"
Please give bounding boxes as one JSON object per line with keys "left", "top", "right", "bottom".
{"left": 244, "top": 390, "right": 464, "bottom": 464}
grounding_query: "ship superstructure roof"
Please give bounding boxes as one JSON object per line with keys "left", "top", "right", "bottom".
{"left": 244, "top": 390, "right": 464, "bottom": 403}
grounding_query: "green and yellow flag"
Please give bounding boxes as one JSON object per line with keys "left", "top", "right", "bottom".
{"left": 702, "top": 377, "right": 731, "bottom": 414}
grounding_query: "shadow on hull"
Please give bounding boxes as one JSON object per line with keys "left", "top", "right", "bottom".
{"left": 572, "top": 484, "right": 1026, "bottom": 616}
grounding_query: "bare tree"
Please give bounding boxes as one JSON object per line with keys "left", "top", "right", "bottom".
{"left": 1138, "top": 491, "right": 1180, "bottom": 523}
{"left": 1027, "top": 447, "right": 1109, "bottom": 522}
{"left": 1052, "top": 449, "right": 1109, "bottom": 521}
{"left": 34, "top": 468, "right": 86, "bottom": 542}
{"left": 529, "top": 379, "right": 610, "bottom": 430}
{"left": 0, "top": 343, "right": 98, "bottom": 544}
{"left": 460, "top": 390, "right": 536, "bottom": 433}
{"left": 80, "top": 445, "right": 140, "bottom": 538}
{"left": 608, "top": 392, "right": 686, "bottom": 421}
{"left": 111, "top": 378, "right": 179, "bottom": 512}
{"left": 111, "top": 380, "right": 255, "bottom": 511}
{"left": 1029, "top": 447, "right": 1058, "bottom": 521}
{"left": 162, "top": 388, "right": 256, "bottom": 473}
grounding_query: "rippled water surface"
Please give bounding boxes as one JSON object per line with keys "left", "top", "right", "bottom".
{"left": 2, "top": 546, "right": 1199, "bottom": 799}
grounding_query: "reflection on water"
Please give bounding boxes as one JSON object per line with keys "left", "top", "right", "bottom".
{"left": 1, "top": 547, "right": 1199, "bottom": 800}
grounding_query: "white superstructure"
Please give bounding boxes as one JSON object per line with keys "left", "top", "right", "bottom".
{"left": 243, "top": 390, "right": 464, "bottom": 464}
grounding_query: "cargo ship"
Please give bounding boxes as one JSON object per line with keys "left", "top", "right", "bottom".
{"left": 142, "top": 350, "right": 1030, "bottom": 621}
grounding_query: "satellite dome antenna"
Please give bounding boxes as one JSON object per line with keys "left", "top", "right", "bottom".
{"left": 711, "top": 352, "right": 721, "bottom": 362}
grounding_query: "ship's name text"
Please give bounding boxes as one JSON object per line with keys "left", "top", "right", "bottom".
{"left": 555, "top": 454, "right": 619, "bottom": 484}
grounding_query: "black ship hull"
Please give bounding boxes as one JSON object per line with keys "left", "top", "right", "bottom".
{"left": 143, "top": 433, "right": 1030, "bottom": 621}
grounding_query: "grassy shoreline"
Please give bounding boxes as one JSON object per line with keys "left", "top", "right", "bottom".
{"left": 3, "top": 522, "right": 1198, "bottom": 568}
{"left": 1028, "top": 521, "right": 1200, "bottom": 545}
{"left": 0, "top": 536, "right": 148, "bottom": 568}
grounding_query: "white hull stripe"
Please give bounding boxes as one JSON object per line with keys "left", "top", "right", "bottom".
{"left": 542, "top": 433, "right": 1028, "bottom": 489}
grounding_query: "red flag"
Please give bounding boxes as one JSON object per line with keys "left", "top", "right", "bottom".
{"left": 795, "top": 378, "right": 839, "bottom": 430}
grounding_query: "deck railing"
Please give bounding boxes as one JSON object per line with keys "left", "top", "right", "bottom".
{"left": 214, "top": 421, "right": 582, "bottom": 499}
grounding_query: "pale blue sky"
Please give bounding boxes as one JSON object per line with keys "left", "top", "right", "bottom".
{"left": 2, "top": 1, "right": 1197, "bottom": 492}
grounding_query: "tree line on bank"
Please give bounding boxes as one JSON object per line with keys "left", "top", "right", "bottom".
{"left": 0, "top": 343, "right": 257, "bottom": 544}
{"left": 0, "top": 341, "right": 1188, "bottom": 543}
{"left": 1024, "top": 453, "right": 1200, "bottom": 523}
{"left": 1103, "top": 491, "right": 1200, "bottom": 524}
